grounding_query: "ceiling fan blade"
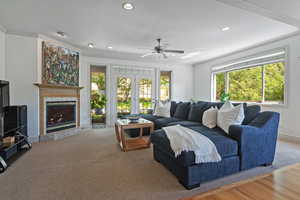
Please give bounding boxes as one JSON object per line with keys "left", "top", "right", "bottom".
{"left": 138, "top": 47, "right": 153, "bottom": 50}
{"left": 141, "top": 52, "right": 154, "bottom": 58}
{"left": 164, "top": 49, "right": 185, "bottom": 54}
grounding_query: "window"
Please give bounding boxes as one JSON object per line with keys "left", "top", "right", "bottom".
{"left": 117, "top": 77, "right": 132, "bottom": 117}
{"left": 264, "top": 62, "right": 285, "bottom": 102}
{"left": 90, "top": 66, "right": 107, "bottom": 124}
{"left": 160, "top": 71, "right": 171, "bottom": 101}
{"left": 139, "top": 79, "right": 153, "bottom": 114}
{"left": 215, "top": 72, "right": 225, "bottom": 100}
{"left": 212, "top": 49, "right": 286, "bottom": 104}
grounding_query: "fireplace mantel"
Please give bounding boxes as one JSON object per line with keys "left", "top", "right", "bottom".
{"left": 34, "top": 83, "right": 84, "bottom": 90}
{"left": 34, "top": 83, "right": 83, "bottom": 136}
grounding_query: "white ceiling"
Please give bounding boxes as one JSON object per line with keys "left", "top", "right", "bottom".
{"left": 0, "top": 0, "right": 298, "bottom": 64}
{"left": 242, "top": 0, "right": 300, "bottom": 22}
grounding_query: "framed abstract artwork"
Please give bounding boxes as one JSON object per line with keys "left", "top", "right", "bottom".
{"left": 42, "top": 41, "right": 79, "bottom": 86}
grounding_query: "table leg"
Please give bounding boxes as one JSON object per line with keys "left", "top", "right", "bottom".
{"left": 148, "top": 124, "right": 154, "bottom": 146}
{"left": 139, "top": 127, "right": 143, "bottom": 138}
{"left": 120, "top": 128, "right": 127, "bottom": 152}
{"left": 115, "top": 124, "right": 121, "bottom": 143}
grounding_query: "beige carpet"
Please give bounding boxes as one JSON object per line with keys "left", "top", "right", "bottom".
{"left": 1, "top": 128, "right": 300, "bottom": 200}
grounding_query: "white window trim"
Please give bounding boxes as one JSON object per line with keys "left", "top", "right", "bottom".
{"left": 210, "top": 46, "right": 289, "bottom": 107}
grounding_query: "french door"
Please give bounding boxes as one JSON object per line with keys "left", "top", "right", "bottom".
{"left": 112, "top": 67, "right": 156, "bottom": 122}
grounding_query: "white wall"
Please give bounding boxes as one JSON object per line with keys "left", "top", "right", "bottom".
{"left": 3, "top": 33, "right": 194, "bottom": 139}
{"left": 193, "top": 34, "right": 300, "bottom": 139}
{"left": 80, "top": 56, "right": 194, "bottom": 127}
{"left": 0, "top": 28, "right": 5, "bottom": 80}
{"left": 5, "top": 34, "right": 39, "bottom": 141}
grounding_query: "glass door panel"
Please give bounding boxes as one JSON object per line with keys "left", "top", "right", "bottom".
{"left": 90, "top": 66, "right": 106, "bottom": 126}
{"left": 117, "top": 77, "right": 132, "bottom": 117}
{"left": 138, "top": 78, "right": 153, "bottom": 114}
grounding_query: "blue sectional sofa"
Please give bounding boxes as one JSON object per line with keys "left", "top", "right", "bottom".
{"left": 141, "top": 101, "right": 280, "bottom": 189}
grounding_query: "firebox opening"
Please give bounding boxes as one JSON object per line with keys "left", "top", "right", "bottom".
{"left": 46, "top": 101, "right": 76, "bottom": 133}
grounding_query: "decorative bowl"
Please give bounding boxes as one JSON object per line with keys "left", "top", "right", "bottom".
{"left": 127, "top": 115, "right": 140, "bottom": 123}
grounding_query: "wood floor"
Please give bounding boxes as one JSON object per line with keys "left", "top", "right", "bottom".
{"left": 182, "top": 164, "right": 300, "bottom": 200}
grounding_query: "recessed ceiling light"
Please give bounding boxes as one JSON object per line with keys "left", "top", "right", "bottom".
{"left": 107, "top": 46, "right": 113, "bottom": 49}
{"left": 222, "top": 27, "right": 230, "bottom": 31}
{"left": 88, "top": 43, "right": 94, "bottom": 48}
{"left": 122, "top": 2, "right": 134, "bottom": 10}
{"left": 56, "top": 31, "right": 66, "bottom": 38}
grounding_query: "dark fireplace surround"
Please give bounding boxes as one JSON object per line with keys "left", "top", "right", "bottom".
{"left": 46, "top": 101, "right": 76, "bottom": 133}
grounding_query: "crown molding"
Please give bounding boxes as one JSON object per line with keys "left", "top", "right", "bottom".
{"left": 6, "top": 30, "right": 39, "bottom": 38}
{"left": 217, "top": 0, "right": 300, "bottom": 28}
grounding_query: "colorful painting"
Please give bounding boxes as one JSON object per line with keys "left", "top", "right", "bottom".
{"left": 42, "top": 41, "right": 79, "bottom": 86}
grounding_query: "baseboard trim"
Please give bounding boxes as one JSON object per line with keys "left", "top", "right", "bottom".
{"left": 279, "top": 133, "right": 300, "bottom": 144}
{"left": 28, "top": 136, "right": 40, "bottom": 143}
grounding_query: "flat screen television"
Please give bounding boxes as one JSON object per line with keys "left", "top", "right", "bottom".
{"left": 0, "top": 80, "right": 9, "bottom": 138}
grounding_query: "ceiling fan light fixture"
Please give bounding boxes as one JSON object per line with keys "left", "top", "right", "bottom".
{"left": 122, "top": 2, "right": 134, "bottom": 10}
{"left": 140, "top": 38, "right": 184, "bottom": 59}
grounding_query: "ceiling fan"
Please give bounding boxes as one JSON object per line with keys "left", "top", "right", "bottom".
{"left": 141, "top": 38, "right": 185, "bottom": 59}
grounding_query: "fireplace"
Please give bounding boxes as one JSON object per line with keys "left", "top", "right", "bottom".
{"left": 46, "top": 101, "right": 76, "bottom": 133}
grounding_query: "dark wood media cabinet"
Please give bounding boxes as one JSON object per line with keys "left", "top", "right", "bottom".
{"left": 0, "top": 128, "right": 31, "bottom": 172}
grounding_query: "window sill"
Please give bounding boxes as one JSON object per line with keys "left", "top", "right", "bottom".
{"left": 233, "top": 101, "right": 287, "bottom": 108}
{"left": 214, "top": 100, "right": 287, "bottom": 108}
{"left": 252, "top": 102, "right": 287, "bottom": 108}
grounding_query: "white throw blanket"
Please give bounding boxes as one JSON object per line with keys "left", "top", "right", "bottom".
{"left": 163, "top": 125, "right": 221, "bottom": 164}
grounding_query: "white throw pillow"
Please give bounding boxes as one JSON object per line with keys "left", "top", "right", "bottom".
{"left": 217, "top": 102, "right": 245, "bottom": 134}
{"left": 222, "top": 101, "right": 234, "bottom": 110}
{"left": 154, "top": 102, "right": 170, "bottom": 117}
{"left": 202, "top": 107, "right": 218, "bottom": 129}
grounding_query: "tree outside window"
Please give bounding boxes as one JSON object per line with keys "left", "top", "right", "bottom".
{"left": 213, "top": 62, "right": 285, "bottom": 104}
{"left": 215, "top": 72, "right": 225, "bottom": 100}
{"left": 90, "top": 66, "right": 107, "bottom": 124}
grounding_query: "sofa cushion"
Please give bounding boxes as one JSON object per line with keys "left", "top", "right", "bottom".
{"left": 188, "top": 102, "right": 209, "bottom": 122}
{"left": 242, "top": 105, "right": 261, "bottom": 125}
{"left": 151, "top": 126, "right": 238, "bottom": 167}
{"left": 170, "top": 101, "right": 180, "bottom": 117}
{"left": 206, "top": 102, "right": 224, "bottom": 109}
{"left": 139, "top": 114, "right": 163, "bottom": 122}
{"left": 167, "top": 121, "right": 202, "bottom": 127}
{"left": 154, "top": 102, "right": 171, "bottom": 117}
{"left": 201, "top": 101, "right": 247, "bottom": 110}
{"left": 174, "top": 102, "right": 191, "bottom": 120}
{"left": 154, "top": 117, "right": 181, "bottom": 129}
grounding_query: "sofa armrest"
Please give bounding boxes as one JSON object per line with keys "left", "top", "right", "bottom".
{"left": 229, "top": 111, "right": 280, "bottom": 170}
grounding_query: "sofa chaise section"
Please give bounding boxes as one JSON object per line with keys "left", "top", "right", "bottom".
{"left": 151, "top": 126, "right": 240, "bottom": 189}
{"left": 151, "top": 126, "right": 238, "bottom": 167}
